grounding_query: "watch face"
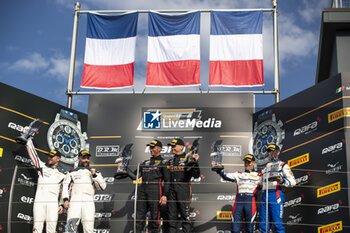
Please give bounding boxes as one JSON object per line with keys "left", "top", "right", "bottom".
{"left": 253, "top": 119, "right": 284, "bottom": 166}
{"left": 47, "top": 119, "right": 86, "bottom": 164}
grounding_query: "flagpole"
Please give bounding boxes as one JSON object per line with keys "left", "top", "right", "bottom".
{"left": 272, "top": 0, "right": 280, "bottom": 103}
{"left": 67, "top": 2, "right": 81, "bottom": 109}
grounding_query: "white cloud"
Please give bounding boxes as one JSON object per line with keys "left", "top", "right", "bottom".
{"left": 8, "top": 52, "right": 82, "bottom": 82}
{"left": 298, "top": 0, "right": 329, "bottom": 23}
{"left": 46, "top": 57, "right": 82, "bottom": 82}
{"left": 279, "top": 14, "right": 318, "bottom": 61}
{"left": 9, "top": 53, "right": 49, "bottom": 72}
{"left": 46, "top": 57, "right": 70, "bottom": 80}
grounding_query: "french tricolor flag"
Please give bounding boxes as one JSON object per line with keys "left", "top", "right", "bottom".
{"left": 146, "top": 11, "right": 201, "bottom": 87}
{"left": 209, "top": 11, "right": 263, "bottom": 87}
{"left": 81, "top": 12, "right": 138, "bottom": 89}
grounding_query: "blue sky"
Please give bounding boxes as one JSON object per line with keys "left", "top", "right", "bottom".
{"left": 0, "top": 0, "right": 330, "bottom": 113}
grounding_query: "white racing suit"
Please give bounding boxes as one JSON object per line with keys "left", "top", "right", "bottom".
{"left": 25, "top": 138, "right": 67, "bottom": 233}
{"left": 63, "top": 167, "right": 107, "bottom": 233}
{"left": 260, "top": 159, "right": 296, "bottom": 233}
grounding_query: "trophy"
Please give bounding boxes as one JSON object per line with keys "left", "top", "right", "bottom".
{"left": 15, "top": 118, "right": 42, "bottom": 145}
{"left": 185, "top": 138, "right": 200, "bottom": 171}
{"left": 210, "top": 140, "right": 224, "bottom": 171}
{"left": 267, "top": 162, "right": 281, "bottom": 181}
{"left": 158, "top": 218, "right": 163, "bottom": 233}
{"left": 114, "top": 143, "right": 133, "bottom": 179}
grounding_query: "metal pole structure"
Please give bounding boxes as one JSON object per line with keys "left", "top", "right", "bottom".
{"left": 272, "top": 0, "right": 280, "bottom": 103}
{"left": 7, "top": 165, "right": 18, "bottom": 233}
{"left": 265, "top": 172, "right": 269, "bottom": 232}
{"left": 67, "top": 2, "right": 81, "bottom": 109}
{"left": 133, "top": 163, "right": 140, "bottom": 233}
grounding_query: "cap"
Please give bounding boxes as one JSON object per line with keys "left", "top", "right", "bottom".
{"left": 147, "top": 140, "right": 162, "bottom": 148}
{"left": 168, "top": 139, "right": 185, "bottom": 146}
{"left": 79, "top": 150, "right": 91, "bottom": 157}
{"left": 46, "top": 150, "right": 61, "bottom": 157}
{"left": 266, "top": 144, "right": 280, "bottom": 152}
{"left": 243, "top": 154, "right": 255, "bottom": 162}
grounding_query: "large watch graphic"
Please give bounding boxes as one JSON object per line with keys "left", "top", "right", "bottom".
{"left": 252, "top": 110, "right": 285, "bottom": 166}
{"left": 47, "top": 109, "right": 88, "bottom": 166}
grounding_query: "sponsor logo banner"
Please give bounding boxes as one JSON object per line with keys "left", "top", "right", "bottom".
{"left": 96, "top": 145, "right": 119, "bottom": 157}
{"left": 20, "top": 196, "right": 34, "bottom": 204}
{"left": 286, "top": 213, "right": 302, "bottom": 225}
{"left": 217, "top": 195, "right": 235, "bottom": 201}
{"left": 293, "top": 120, "right": 318, "bottom": 136}
{"left": 17, "top": 174, "right": 35, "bottom": 187}
{"left": 8, "top": 122, "right": 25, "bottom": 133}
{"left": 295, "top": 173, "right": 310, "bottom": 186}
{"left": 93, "top": 229, "right": 110, "bottom": 233}
{"left": 288, "top": 153, "right": 309, "bottom": 168}
{"left": 317, "top": 182, "right": 341, "bottom": 198}
{"left": 218, "top": 145, "right": 241, "bottom": 157}
{"left": 14, "top": 155, "right": 34, "bottom": 167}
{"left": 326, "top": 162, "right": 343, "bottom": 175}
{"left": 317, "top": 203, "right": 339, "bottom": 215}
{"left": 216, "top": 211, "right": 232, "bottom": 220}
{"left": 284, "top": 195, "right": 303, "bottom": 208}
{"left": 328, "top": 108, "right": 350, "bottom": 123}
{"left": 95, "top": 212, "right": 112, "bottom": 219}
{"left": 139, "top": 108, "right": 222, "bottom": 131}
{"left": 104, "top": 177, "right": 115, "bottom": 184}
{"left": 317, "top": 221, "right": 342, "bottom": 233}
{"left": 17, "top": 213, "right": 32, "bottom": 222}
{"left": 322, "top": 141, "right": 343, "bottom": 155}
{"left": 94, "top": 194, "right": 113, "bottom": 202}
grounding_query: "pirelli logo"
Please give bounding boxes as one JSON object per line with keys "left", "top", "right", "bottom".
{"left": 328, "top": 108, "right": 350, "bottom": 123}
{"left": 216, "top": 211, "right": 232, "bottom": 220}
{"left": 317, "top": 182, "right": 341, "bottom": 198}
{"left": 288, "top": 153, "right": 309, "bottom": 168}
{"left": 318, "top": 221, "right": 342, "bottom": 233}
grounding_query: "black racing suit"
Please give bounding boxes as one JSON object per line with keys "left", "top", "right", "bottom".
{"left": 167, "top": 153, "right": 200, "bottom": 233}
{"left": 128, "top": 155, "right": 170, "bottom": 233}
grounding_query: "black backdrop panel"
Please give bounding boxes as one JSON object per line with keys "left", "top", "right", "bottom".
{"left": 253, "top": 73, "right": 350, "bottom": 232}
{"left": 88, "top": 93, "right": 254, "bottom": 233}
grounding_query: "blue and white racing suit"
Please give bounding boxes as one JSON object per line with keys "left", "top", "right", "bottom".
{"left": 259, "top": 159, "right": 296, "bottom": 233}
{"left": 218, "top": 170, "right": 261, "bottom": 233}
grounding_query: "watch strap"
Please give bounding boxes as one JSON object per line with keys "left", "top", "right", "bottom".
{"left": 256, "top": 109, "right": 273, "bottom": 124}
{"left": 59, "top": 109, "right": 78, "bottom": 124}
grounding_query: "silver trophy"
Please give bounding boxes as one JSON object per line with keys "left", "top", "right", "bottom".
{"left": 15, "top": 119, "right": 42, "bottom": 145}
{"left": 185, "top": 138, "right": 200, "bottom": 171}
{"left": 114, "top": 143, "right": 133, "bottom": 179}
{"left": 267, "top": 162, "right": 281, "bottom": 181}
{"left": 210, "top": 140, "right": 224, "bottom": 171}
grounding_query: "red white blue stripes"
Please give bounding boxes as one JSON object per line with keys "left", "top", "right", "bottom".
{"left": 146, "top": 11, "right": 201, "bottom": 87}
{"left": 81, "top": 12, "right": 138, "bottom": 89}
{"left": 209, "top": 11, "right": 264, "bottom": 87}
